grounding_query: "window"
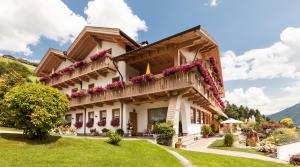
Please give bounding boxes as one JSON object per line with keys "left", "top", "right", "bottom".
{"left": 72, "top": 88, "right": 78, "bottom": 93}
{"left": 190, "top": 108, "right": 196, "bottom": 124}
{"left": 88, "top": 112, "right": 94, "bottom": 122}
{"left": 100, "top": 110, "right": 106, "bottom": 121}
{"left": 88, "top": 84, "right": 94, "bottom": 89}
{"left": 76, "top": 113, "right": 83, "bottom": 122}
{"left": 197, "top": 110, "right": 201, "bottom": 124}
{"left": 112, "top": 108, "right": 120, "bottom": 121}
{"left": 148, "top": 107, "right": 168, "bottom": 125}
{"left": 65, "top": 114, "right": 72, "bottom": 124}
{"left": 112, "top": 77, "right": 120, "bottom": 83}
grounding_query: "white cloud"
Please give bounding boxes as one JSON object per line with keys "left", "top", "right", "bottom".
{"left": 0, "top": 0, "right": 147, "bottom": 56}
{"left": 225, "top": 87, "right": 271, "bottom": 112}
{"left": 222, "top": 27, "right": 300, "bottom": 81}
{"left": 84, "top": 0, "right": 147, "bottom": 40}
{"left": 209, "top": 0, "right": 219, "bottom": 7}
{"left": 0, "top": 0, "right": 86, "bottom": 56}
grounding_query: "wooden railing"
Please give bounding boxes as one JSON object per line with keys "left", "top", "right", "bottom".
{"left": 70, "top": 71, "right": 223, "bottom": 111}
{"left": 47, "top": 56, "right": 115, "bottom": 86}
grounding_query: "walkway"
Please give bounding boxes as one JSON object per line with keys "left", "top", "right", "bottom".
{"left": 184, "top": 137, "right": 288, "bottom": 164}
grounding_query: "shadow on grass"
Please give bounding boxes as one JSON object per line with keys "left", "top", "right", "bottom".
{"left": 0, "top": 133, "right": 61, "bottom": 145}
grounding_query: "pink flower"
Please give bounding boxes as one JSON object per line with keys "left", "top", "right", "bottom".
{"left": 90, "top": 48, "right": 112, "bottom": 61}
{"left": 39, "top": 76, "right": 49, "bottom": 82}
{"left": 74, "top": 61, "right": 85, "bottom": 68}
{"left": 71, "top": 91, "right": 85, "bottom": 98}
{"left": 129, "top": 74, "right": 156, "bottom": 84}
{"left": 106, "top": 81, "right": 125, "bottom": 90}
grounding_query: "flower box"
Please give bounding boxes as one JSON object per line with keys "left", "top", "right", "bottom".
{"left": 106, "top": 81, "right": 125, "bottom": 90}
{"left": 97, "top": 119, "right": 106, "bottom": 127}
{"left": 90, "top": 48, "right": 112, "bottom": 61}
{"left": 49, "top": 72, "right": 60, "bottom": 78}
{"left": 209, "top": 57, "right": 223, "bottom": 87}
{"left": 87, "top": 86, "right": 105, "bottom": 94}
{"left": 129, "top": 74, "right": 156, "bottom": 84}
{"left": 74, "top": 61, "right": 85, "bottom": 68}
{"left": 62, "top": 67, "right": 74, "bottom": 73}
{"left": 111, "top": 118, "right": 120, "bottom": 127}
{"left": 39, "top": 76, "right": 49, "bottom": 82}
{"left": 74, "top": 122, "right": 83, "bottom": 129}
{"left": 71, "top": 90, "right": 85, "bottom": 98}
{"left": 86, "top": 120, "right": 94, "bottom": 128}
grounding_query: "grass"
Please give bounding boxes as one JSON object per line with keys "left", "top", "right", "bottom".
{"left": 0, "top": 133, "right": 182, "bottom": 167}
{"left": 208, "top": 139, "right": 267, "bottom": 156}
{"left": 170, "top": 148, "right": 291, "bottom": 167}
{"left": 0, "top": 126, "right": 23, "bottom": 132}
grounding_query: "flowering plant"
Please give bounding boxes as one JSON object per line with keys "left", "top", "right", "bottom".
{"left": 86, "top": 120, "right": 94, "bottom": 128}
{"left": 49, "top": 72, "right": 60, "bottom": 78}
{"left": 74, "top": 122, "right": 83, "bottom": 129}
{"left": 87, "top": 86, "right": 106, "bottom": 94}
{"left": 90, "top": 48, "right": 111, "bottom": 61}
{"left": 106, "top": 81, "right": 125, "bottom": 90}
{"left": 261, "top": 122, "right": 283, "bottom": 130}
{"left": 74, "top": 61, "right": 86, "bottom": 68}
{"left": 39, "top": 76, "right": 49, "bottom": 82}
{"left": 97, "top": 119, "right": 106, "bottom": 127}
{"left": 111, "top": 118, "right": 120, "bottom": 127}
{"left": 162, "top": 63, "right": 196, "bottom": 77}
{"left": 209, "top": 57, "right": 223, "bottom": 87}
{"left": 62, "top": 66, "right": 74, "bottom": 73}
{"left": 71, "top": 90, "right": 85, "bottom": 98}
{"left": 129, "top": 74, "right": 157, "bottom": 84}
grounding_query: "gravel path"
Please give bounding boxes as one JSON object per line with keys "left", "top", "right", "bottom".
{"left": 184, "top": 137, "right": 288, "bottom": 164}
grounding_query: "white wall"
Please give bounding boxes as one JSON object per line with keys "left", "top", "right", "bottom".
{"left": 277, "top": 142, "right": 300, "bottom": 161}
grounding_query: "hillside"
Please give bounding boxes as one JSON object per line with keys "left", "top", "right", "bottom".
{"left": 0, "top": 55, "right": 38, "bottom": 81}
{"left": 268, "top": 103, "right": 300, "bottom": 126}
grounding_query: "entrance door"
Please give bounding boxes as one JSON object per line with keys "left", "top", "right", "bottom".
{"left": 130, "top": 112, "right": 137, "bottom": 136}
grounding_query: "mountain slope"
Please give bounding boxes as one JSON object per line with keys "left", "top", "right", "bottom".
{"left": 268, "top": 103, "right": 300, "bottom": 125}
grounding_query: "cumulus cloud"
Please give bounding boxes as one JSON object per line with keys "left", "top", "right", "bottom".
{"left": 84, "top": 0, "right": 147, "bottom": 40}
{"left": 0, "top": 0, "right": 147, "bottom": 56}
{"left": 209, "top": 0, "right": 219, "bottom": 7}
{"left": 225, "top": 87, "right": 271, "bottom": 111}
{"left": 222, "top": 27, "right": 300, "bottom": 81}
{"left": 0, "top": 0, "right": 86, "bottom": 55}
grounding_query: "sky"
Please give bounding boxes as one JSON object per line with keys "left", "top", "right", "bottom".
{"left": 0, "top": 0, "right": 300, "bottom": 115}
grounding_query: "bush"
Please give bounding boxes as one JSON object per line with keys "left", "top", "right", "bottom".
{"left": 271, "top": 128, "right": 298, "bottom": 145}
{"left": 102, "top": 128, "right": 109, "bottom": 133}
{"left": 211, "top": 124, "right": 219, "bottom": 133}
{"left": 224, "top": 133, "right": 234, "bottom": 147}
{"left": 201, "top": 125, "right": 212, "bottom": 137}
{"left": 257, "top": 140, "right": 277, "bottom": 153}
{"left": 290, "top": 153, "right": 300, "bottom": 165}
{"left": 152, "top": 121, "right": 175, "bottom": 146}
{"left": 90, "top": 128, "right": 99, "bottom": 136}
{"left": 4, "top": 84, "right": 69, "bottom": 139}
{"left": 107, "top": 131, "right": 122, "bottom": 145}
{"left": 116, "top": 128, "right": 124, "bottom": 136}
{"left": 280, "top": 118, "right": 294, "bottom": 128}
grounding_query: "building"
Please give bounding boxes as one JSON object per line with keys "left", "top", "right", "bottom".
{"left": 35, "top": 25, "right": 226, "bottom": 137}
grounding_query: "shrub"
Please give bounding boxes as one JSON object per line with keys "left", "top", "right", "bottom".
{"left": 152, "top": 121, "right": 175, "bottom": 146}
{"left": 257, "top": 140, "right": 277, "bottom": 153}
{"left": 290, "top": 154, "right": 300, "bottom": 165}
{"left": 201, "top": 125, "right": 212, "bottom": 137}
{"left": 102, "top": 128, "right": 109, "bottom": 133}
{"left": 90, "top": 128, "right": 99, "bottom": 136}
{"left": 280, "top": 118, "right": 294, "bottom": 128}
{"left": 116, "top": 128, "right": 124, "bottom": 136}
{"left": 4, "top": 84, "right": 69, "bottom": 139}
{"left": 224, "top": 133, "right": 234, "bottom": 147}
{"left": 211, "top": 124, "right": 218, "bottom": 133}
{"left": 107, "top": 131, "right": 122, "bottom": 145}
{"left": 271, "top": 128, "right": 298, "bottom": 145}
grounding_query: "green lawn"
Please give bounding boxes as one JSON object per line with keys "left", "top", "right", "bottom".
{"left": 208, "top": 139, "right": 267, "bottom": 156}
{"left": 0, "top": 133, "right": 182, "bottom": 167}
{"left": 0, "top": 126, "right": 23, "bottom": 132}
{"left": 171, "top": 148, "right": 291, "bottom": 167}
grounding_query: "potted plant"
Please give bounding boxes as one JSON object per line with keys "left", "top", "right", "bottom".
{"left": 175, "top": 139, "right": 183, "bottom": 149}
{"left": 201, "top": 125, "right": 212, "bottom": 138}
{"left": 127, "top": 121, "right": 133, "bottom": 136}
{"left": 110, "top": 118, "right": 120, "bottom": 127}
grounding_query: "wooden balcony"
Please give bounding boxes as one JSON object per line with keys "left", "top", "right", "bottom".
{"left": 69, "top": 70, "right": 224, "bottom": 114}
{"left": 47, "top": 56, "right": 116, "bottom": 88}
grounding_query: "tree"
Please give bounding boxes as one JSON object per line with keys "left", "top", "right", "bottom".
{"left": 3, "top": 84, "right": 69, "bottom": 139}
{"left": 0, "top": 71, "right": 26, "bottom": 126}
{"left": 0, "top": 61, "right": 31, "bottom": 79}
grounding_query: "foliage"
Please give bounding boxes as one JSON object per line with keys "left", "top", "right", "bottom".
{"left": 101, "top": 128, "right": 109, "bottom": 133}
{"left": 0, "top": 61, "right": 31, "bottom": 79}
{"left": 116, "top": 128, "right": 124, "bottom": 136}
{"left": 270, "top": 128, "right": 298, "bottom": 145}
{"left": 53, "top": 125, "right": 75, "bottom": 135}
{"left": 110, "top": 118, "right": 120, "bottom": 127}
{"left": 280, "top": 118, "right": 294, "bottom": 128}
{"left": 201, "top": 125, "right": 212, "bottom": 136}
{"left": 90, "top": 128, "right": 99, "bottom": 136}
{"left": 107, "top": 131, "right": 122, "bottom": 145}
{"left": 152, "top": 121, "right": 176, "bottom": 146}
{"left": 257, "top": 140, "right": 277, "bottom": 153}
{"left": 210, "top": 124, "right": 218, "bottom": 133}
{"left": 97, "top": 119, "right": 106, "bottom": 127}
{"left": 290, "top": 153, "right": 300, "bottom": 165}
{"left": 74, "top": 122, "right": 83, "bottom": 129}
{"left": 86, "top": 120, "right": 94, "bottom": 128}
{"left": 3, "top": 84, "right": 69, "bottom": 139}
{"left": 224, "top": 133, "right": 234, "bottom": 147}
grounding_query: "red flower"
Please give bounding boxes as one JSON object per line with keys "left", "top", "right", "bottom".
{"left": 39, "top": 76, "right": 49, "bottom": 82}
{"left": 49, "top": 72, "right": 60, "bottom": 78}
{"left": 106, "top": 81, "right": 125, "bottom": 90}
{"left": 71, "top": 90, "right": 85, "bottom": 98}
{"left": 74, "top": 122, "right": 83, "bottom": 129}
{"left": 62, "top": 67, "right": 74, "bottom": 73}
{"left": 87, "top": 86, "right": 105, "bottom": 94}
{"left": 86, "top": 120, "right": 94, "bottom": 128}
{"left": 111, "top": 118, "right": 120, "bottom": 127}
{"left": 97, "top": 119, "right": 106, "bottom": 127}
{"left": 90, "top": 48, "right": 111, "bottom": 61}
{"left": 129, "top": 74, "right": 156, "bottom": 84}
{"left": 74, "top": 61, "right": 85, "bottom": 68}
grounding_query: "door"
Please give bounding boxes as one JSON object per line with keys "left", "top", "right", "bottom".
{"left": 130, "top": 112, "right": 137, "bottom": 136}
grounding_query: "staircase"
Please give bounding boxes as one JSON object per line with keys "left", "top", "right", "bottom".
{"left": 179, "top": 134, "right": 201, "bottom": 147}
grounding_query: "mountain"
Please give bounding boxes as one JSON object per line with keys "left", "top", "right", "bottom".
{"left": 268, "top": 103, "right": 300, "bottom": 126}
{"left": 0, "top": 55, "right": 37, "bottom": 81}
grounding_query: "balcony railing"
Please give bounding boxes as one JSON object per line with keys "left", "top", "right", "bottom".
{"left": 47, "top": 56, "right": 115, "bottom": 87}
{"left": 69, "top": 70, "right": 223, "bottom": 112}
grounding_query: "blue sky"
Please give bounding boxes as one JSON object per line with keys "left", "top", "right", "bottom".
{"left": 1, "top": 0, "right": 300, "bottom": 115}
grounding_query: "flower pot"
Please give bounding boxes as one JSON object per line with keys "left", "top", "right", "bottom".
{"left": 175, "top": 143, "right": 182, "bottom": 149}
{"left": 203, "top": 134, "right": 208, "bottom": 138}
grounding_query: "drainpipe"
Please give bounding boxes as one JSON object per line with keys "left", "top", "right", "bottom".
{"left": 84, "top": 108, "right": 86, "bottom": 135}
{"left": 112, "top": 58, "right": 124, "bottom": 81}
{"left": 121, "top": 103, "right": 124, "bottom": 130}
